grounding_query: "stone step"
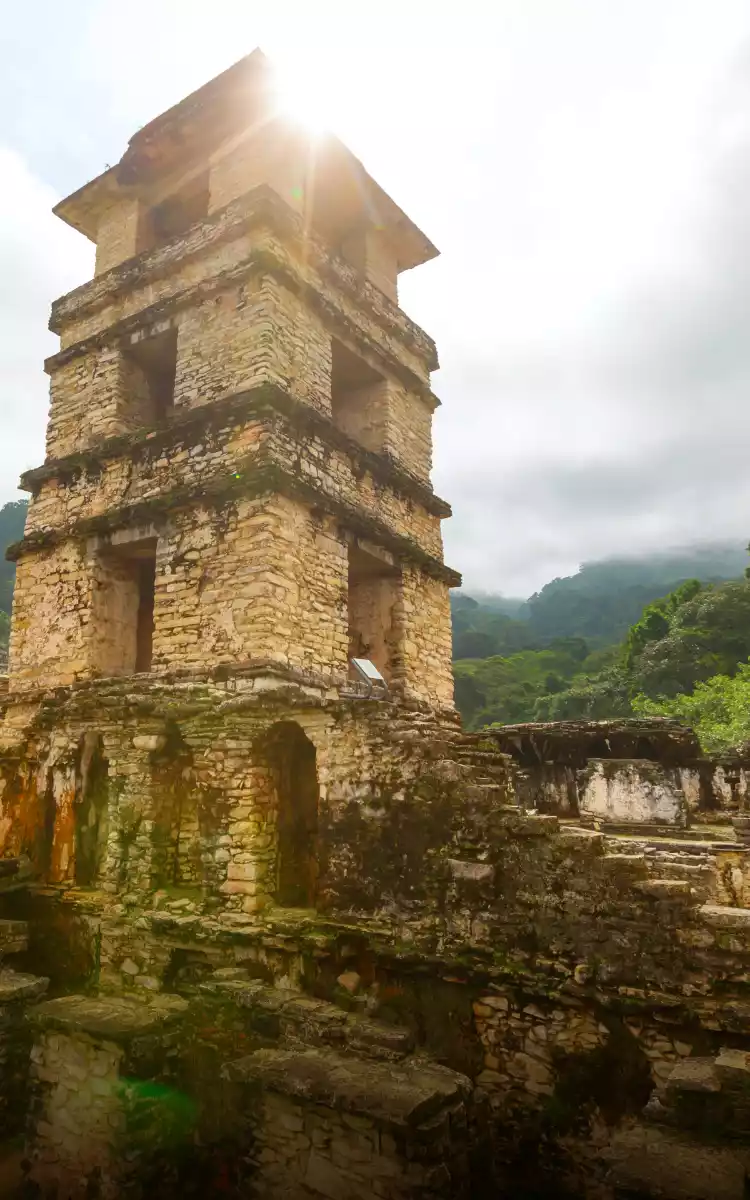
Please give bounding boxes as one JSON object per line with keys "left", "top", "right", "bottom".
{"left": 0, "top": 969, "right": 48, "bottom": 1004}
{"left": 223, "top": 1045, "right": 471, "bottom": 1125}
{"left": 646, "top": 861, "right": 714, "bottom": 880}
{"left": 633, "top": 879, "right": 695, "bottom": 900}
{"left": 699, "top": 904, "right": 750, "bottom": 931}
{"left": 610, "top": 837, "right": 742, "bottom": 857}
{"left": 200, "top": 974, "right": 415, "bottom": 1062}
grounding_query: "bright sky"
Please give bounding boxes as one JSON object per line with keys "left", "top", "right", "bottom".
{"left": 2, "top": 0, "right": 750, "bottom": 595}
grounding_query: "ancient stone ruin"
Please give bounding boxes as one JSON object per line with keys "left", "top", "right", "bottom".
{"left": 3, "top": 48, "right": 750, "bottom": 1199}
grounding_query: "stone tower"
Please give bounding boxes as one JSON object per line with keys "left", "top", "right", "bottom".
{"left": 0, "top": 50, "right": 461, "bottom": 912}
{"left": 7, "top": 49, "right": 457, "bottom": 709}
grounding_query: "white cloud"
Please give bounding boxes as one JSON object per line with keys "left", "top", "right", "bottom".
{"left": 4, "top": 0, "right": 750, "bottom": 597}
{"left": 0, "top": 148, "right": 94, "bottom": 497}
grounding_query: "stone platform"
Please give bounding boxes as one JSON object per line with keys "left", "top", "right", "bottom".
{"left": 224, "top": 1047, "right": 472, "bottom": 1199}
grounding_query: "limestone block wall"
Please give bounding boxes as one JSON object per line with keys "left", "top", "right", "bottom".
{"left": 153, "top": 496, "right": 349, "bottom": 678}
{"left": 45, "top": 347, "right": 121, "bottom": 460}
{"left": 48, "top": 190, "right": 436, "bottom": 471}
{"left": 679, "top": 761, "right": 750, "bottom": 817}
{"left": 94, "top": 196, "right": 143, "bottom": 277}
{"left": 207, "top": 126, "right": 307, "bottom": 220}
{"left": 28, "top": 1028, "right": 124, "bottom": 1195}
{"left": 0, "top": 686, "right": 464, "bottom": 922}
{"left": 45, "top": 277, "right": 331, "bottom": 461}
{"left": 23, "top": 416, "right": 264, "bottom": 536}
{"left": 51, "top": 206, "right": 432, "bottom": 385}
{"left": 383, "top": 382, "right": 433, "bottom": 482}
{"left": 24, "top": 403, "right": 445, "bottom": 563}
{"left": 10, "top": 497, "right": 450, "bottom": 704}
{"left": 470, "top": 984, "right": 702, "bottom": 1119}
{"left": 393, "top": 566, "right": 454, "bottom": 709}
{"left": 26, "top": 994, "right": 189, "bottom": 1198}
{"left": 264, "top": 414, "right": 445, "bottom": 559}
{"left": 8, "top": 541, "right": 93, "bottom": 690}
{"left": 172, "top": 274, "right": 332, "bottom": 416}
{"left": 579, "top": 761, "right": 688, "bottom": 827}
{"left": 0, "top": 971, "right": 49, "bottom": 1140}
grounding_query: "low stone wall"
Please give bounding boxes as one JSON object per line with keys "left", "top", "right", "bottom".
{"left": 25, "top": 993, "right": 188, "bottom": 1198}
{"left": 224, "top": 1046, "right": 472, "bottom": 1200}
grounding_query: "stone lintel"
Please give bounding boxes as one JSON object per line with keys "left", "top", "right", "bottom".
{"left": 20, "top": 384, "right": 450, "bottom": 520}
{"left": 9, "top": 456, "right": 461, "bottom": 586}
{"left": 222, "top": 1046, "right": 470, "bottom": 1128}
{"left": 29, "top": 994, "right": 187, "bottom": 1043}
{"left": 48, "top": 185, "right": 438, "bottom": 372}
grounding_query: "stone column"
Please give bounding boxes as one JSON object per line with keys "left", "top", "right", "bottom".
{"left": 26, "top": 992, "right": 188, "bottom": 1197}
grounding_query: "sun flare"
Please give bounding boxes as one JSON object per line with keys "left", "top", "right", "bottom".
{"left": 273, "top": 61, "right": 337, "bottom": 136}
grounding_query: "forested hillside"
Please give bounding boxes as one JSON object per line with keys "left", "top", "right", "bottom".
{"left": 453, "top": 544, "right": 749, "bottom": 736}
{"left": 0, "top": 500, "right": 27, "bottom": 660}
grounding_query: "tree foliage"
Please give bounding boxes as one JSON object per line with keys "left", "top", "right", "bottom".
{"left": 633, "top": 669, "right": 750, "bottom": 756}
{"left": 0, "top": 500, "right": 27, "bottom": 617}
{"left": 0, "top": 499, "right": 28, "bottom": 657}
{"left": 453, "top": 551, "right": 750, "bottom": 737}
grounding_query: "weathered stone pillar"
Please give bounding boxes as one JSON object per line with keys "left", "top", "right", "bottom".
{"left": 26, "top": 992, "right": 188, "bottom": 1197}
{"left": 101, "top": 735, "right": 168, "bottom": 895}
{"left": 223, "top": 1046, "right": 472, "bottom": 1199}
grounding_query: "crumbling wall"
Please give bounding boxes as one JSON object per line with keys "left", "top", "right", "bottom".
{"left": 579, "top": 760, "right": 688, "bottom": 827}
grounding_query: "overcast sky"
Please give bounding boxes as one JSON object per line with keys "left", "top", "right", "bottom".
{"left": 2, "top": 1, "right": 750, "bottom": 596}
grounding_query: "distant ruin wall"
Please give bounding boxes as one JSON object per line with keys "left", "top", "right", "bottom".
{"left": 487, "top": 720, "right": 750, "bottom": 827}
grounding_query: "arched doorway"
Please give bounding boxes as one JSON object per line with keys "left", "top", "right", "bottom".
{"left": 75, "top": 733, "right": 109, "bottom": 886}
{"left": 264, "top": 723, "right": 319, "bottom": 908}
{"left": 149, "top": 726, "right": 200, "bottom": 889}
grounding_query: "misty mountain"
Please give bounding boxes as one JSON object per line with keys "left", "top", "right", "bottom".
{"left": 0, "top": 499, "right": 26, "bottom": 618}
{"left": 453, "top": 542, "right": 747, "bottom": 657}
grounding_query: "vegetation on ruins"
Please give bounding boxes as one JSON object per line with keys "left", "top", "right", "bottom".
{"left": 454, "top": 544, "right": 750, "bottom": 751}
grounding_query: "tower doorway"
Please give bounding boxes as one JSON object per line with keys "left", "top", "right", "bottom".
{"left": 265, "top": 723, "right": 319, "bottom": 908}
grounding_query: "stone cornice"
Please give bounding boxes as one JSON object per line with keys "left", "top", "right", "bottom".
{"left": 49, "top": 184, "right": 438, "bottom": 374}
{"left": 0, "top": 665, "right": 455, "bottom": 726}
{"left": 46, "top": 246, "right": 439, "bottom": 407}
{"left": 8, "top": 448, "right": 461, "bottom": 587}
{"left": 19, "top": 383, "right": 451, "bottom": 520}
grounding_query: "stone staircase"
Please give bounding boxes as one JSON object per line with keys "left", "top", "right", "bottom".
{"left": 599, "top": 829, "right": 750, "bottom": 908}
{"left": 605, "top": 1049, "right": 750, "bottom": 1199}
{"left": 200, "top": 968, "right": 418, "bottom": 1064}
{"left": 199, "top": 968, "right": 473, "bottom": 1198}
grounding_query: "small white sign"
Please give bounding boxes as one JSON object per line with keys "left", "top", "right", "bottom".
{"left": 351, "top": 658, "right": 386, "bottom": 685}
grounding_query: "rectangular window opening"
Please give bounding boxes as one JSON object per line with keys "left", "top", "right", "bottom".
{"left": 331, "top": 339, "right": 386, "bottom": 449}
{"left": 125, "top": 328, "right": 178, "bottom": 425}
{"left": 137, "top": 169, "right": 209, "bottom": 253}
{"left": 94, "top": 539, "right": 157, "bottom": 677}
{"left": 135, "top": 553, "right": 156, "bottom": 673}
{"left": 347, "top": 543, "right": 400, "bottom": 685}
